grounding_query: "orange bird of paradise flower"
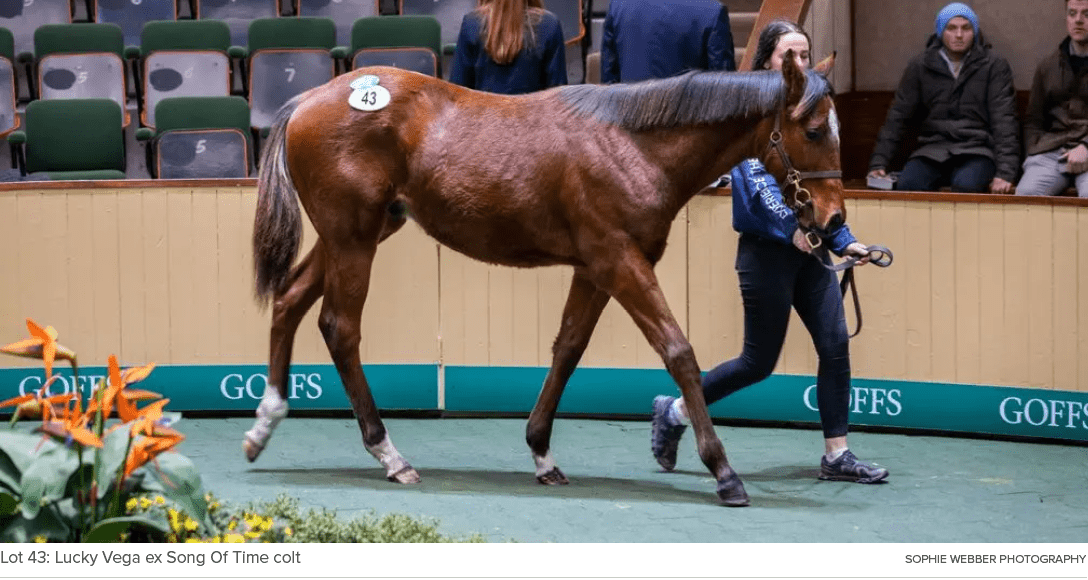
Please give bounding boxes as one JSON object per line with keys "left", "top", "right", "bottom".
{"left": 123, "top": 429, "right": 185, "bottom": 479}
{"left": 86, "top": 355, "right": 155, "bottom": 421}
{"left": 0, "top": 383, "right": 76, "bottom": 426}
{"left": 0, "top": 319, "right": 77, "bottom": 379}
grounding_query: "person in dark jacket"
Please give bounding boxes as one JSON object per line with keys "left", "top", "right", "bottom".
{"left": 600, "top": 0, "right": 735, "bottom": 84}
{"left": 648, "top": 21, "right": 889, "bottom": 486}
{"left": 450, "top": 0, "right": 567, "bottom": 95}
{"left": 1017, "top": 0, "right": 1088, "bottom": 197}
{"left": 868, "top": 3, "right": 1019, "bottom": 194}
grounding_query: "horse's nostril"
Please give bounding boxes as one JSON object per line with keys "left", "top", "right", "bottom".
{"left": 827, "top": 212, "right": 844, "bottom": 232}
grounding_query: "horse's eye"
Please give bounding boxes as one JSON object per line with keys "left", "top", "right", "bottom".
{"left": 805, "top": 129, "right": 824, "bottom": 141}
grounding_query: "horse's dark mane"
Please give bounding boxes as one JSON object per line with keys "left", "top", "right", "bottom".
{"left": 556, "top": 69, "right": 833, "bottom": 131}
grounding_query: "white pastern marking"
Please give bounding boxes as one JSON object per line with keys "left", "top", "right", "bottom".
{"left": 534, "top": 451, "right": 557, "bottom": 476}
{"left": 367, "top": 434, "right": 409, "bottom": 476}
{"left": 244, "top": 386, "right": 289, "bottom": 447}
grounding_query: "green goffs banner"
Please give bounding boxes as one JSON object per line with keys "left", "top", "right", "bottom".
{"left": 2, "top": 365, "right": 1086, "bottom": 443}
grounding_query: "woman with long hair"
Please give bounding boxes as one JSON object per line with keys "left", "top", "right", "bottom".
{"left": 649, "top": 20, "right": 891, "bottom": 488}
{"left": 450, "top": 0, "right": 567, "bottom": 94}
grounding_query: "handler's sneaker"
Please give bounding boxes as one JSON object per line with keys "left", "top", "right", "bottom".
{"left": 819, "top": 450, "right": 889, "bottom": 483}
{"left": 651, "top": 395, "right": 687, "bottom": 471}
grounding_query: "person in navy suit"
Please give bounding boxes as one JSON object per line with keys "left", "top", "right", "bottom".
{"left": 450, "top": 0, "right": 567, "bottom": 95}
{"left": 600, "top": 0, "right": 735, "bottom": 83}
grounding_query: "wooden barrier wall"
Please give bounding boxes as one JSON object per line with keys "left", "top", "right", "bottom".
{"left": 1, "top": 182, "right": 1086, "bottom": 395}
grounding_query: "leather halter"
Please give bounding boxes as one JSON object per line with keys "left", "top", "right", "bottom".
{"left": 765, "top": 104, "right": 842, "bottom": 250}
{"left": 764, "top": 103, "right": 895, "bottom": 338}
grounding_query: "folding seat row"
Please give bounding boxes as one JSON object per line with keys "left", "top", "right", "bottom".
{"left": 4, "top": 14, "right": 445, "bottom": 180}
{"left": 3, "top": 0, "right": 585, "bottom": 63}
{"left": 6, "top": 96, "right": 249, "bottom": 180}
{"left": 0, "top": 0, "right": 458, "bottom": 56}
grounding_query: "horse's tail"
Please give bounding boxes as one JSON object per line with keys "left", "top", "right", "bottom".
{"left": 253, "top": 94, "right": 304, "bottom": 306}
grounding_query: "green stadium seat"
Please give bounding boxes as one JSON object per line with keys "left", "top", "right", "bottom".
{"left": 246, "top": 17, "right": 336, "bottom": 130}
{"left": 136, "top": 95, "right": 252, "bottom": 178}
{"left": 7, "top": 99, "right": 126, "bottom": 180}
{"left": 137, "top": 19, "right": 233, "bottom": 128}
{"left": 33, "top": 23, "right": 129, "bottom": 125}
{"left": 349, "top": 15, "right": 440, "bottom": 76}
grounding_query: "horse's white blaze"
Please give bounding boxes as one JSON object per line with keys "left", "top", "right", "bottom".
{"left": 534, "top": 451, "right": 557, "bottom": 476}
{"left": 244, "top": 386, "right": 289, "bottom": 449}
{"left": 828, "top": 108, "right": 841, "bottom": 147}
{"left": 366, "top": 434, "right": 409, "bottom": 476}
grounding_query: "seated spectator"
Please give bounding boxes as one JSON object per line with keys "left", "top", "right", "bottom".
{"left": 450, "top": 0, "right": 567, "bottom": 95}
{"left": 868, "top": 3, "right": 1018, "bottom": 194}
{"left": 1017, "top": 0, "right": 1088, "bottom": 197}
{"left": 600, "top": 0, "right": 735, "bottom": 84}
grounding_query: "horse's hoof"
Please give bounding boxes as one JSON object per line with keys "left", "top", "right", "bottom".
{"left": 536, "top": 467, "right": 569, "bottom": 485}
{"left": 717, "top": 471, "right": 750, "bottom": 507}
{"left": 387, "top": 465, "right": 422, "bottom": 484}
{"left": 242, "top": 437, "right": 264, "bottom": 463}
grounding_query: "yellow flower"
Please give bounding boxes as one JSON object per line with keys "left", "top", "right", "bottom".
{"left": 33, "top": 535, "right": 47, "bottom": 543}
{"left": 139, "top": 497, "right": 151, "bottom": 510}
{"left": 184, "top": 518, "right": 198, "bottom": 532}
{"left": 244, "top": 530, "right": 261, "bottom": 539}
{"left": 224, "top": 533, "right": 245, "bottom": 543}
{"left": 185, "top": 538, "right": 203, "bottom": 543}
{"left": 284, "top": 527, "right": 292, "bottom": 536}
{"left": 167, "top": 533, "right": 177, "bottom": 543}
{"left": 125, "top": 498, "right": 137, "bottom": 512}
{"left": 155, "top": 496, "right": 165, "bottom": 505}
{"left": 228, "top": 520, "right": 238, "bottom": 531}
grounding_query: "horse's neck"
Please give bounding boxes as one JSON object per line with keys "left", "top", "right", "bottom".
{"left": 636, "top": 120, "right": 760, "bottom": 209}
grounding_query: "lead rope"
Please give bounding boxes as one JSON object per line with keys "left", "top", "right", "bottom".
{"left": 817, "top": 245, "right": 893, "bottom": 338}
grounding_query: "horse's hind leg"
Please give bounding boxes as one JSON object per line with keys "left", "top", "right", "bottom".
{"left": 587, "top": 247, "right": 749, "bottom": 506}
{"left": 527, "top": 269, "right": 610, "bottom": 484}
{"left": 244, "top": 242, "right": 327, "bottom": 461}
{"left": 318, "top": 225, "right": 419, "bottom": 484}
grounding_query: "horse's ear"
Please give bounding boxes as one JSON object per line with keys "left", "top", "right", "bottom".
{"left": 814, "top": 52, "right": 836, "bottom": 75}
{"left": 781, "top": 49, "right": 806, "bottom": 109}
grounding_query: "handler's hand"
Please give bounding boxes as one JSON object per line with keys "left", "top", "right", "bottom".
{"left": 844, "top": 242, "right": 872, "bottom": 265}
{"left": 867, "top": 168, "right": 887, "bottom": 179}
{"left": 989, "top": 177, "right": 1015, "bottom": 195}
{"left": 1060, "top": 144, "right": 1088, "bottom": 174}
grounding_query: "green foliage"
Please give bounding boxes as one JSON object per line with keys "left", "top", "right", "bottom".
{"left": 0, "top": 423, "right": 211, "bottom": 542}
{"left": 85, "top": 515, "right": 170, "bottom": 543}
{"left": 220, "top": 494, "right": 487, "bottom": 543}
{"left": 0, "top": 322, "right": 207, "bottom": 543}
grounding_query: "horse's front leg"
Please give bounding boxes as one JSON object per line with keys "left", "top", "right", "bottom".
{"left": 244, "top": 243, "right": 326, "bottom": 462}
{"left": 527, "top": 270, "right": 610, "bottom": 484}
{"left": 588, "top": 246, "right": 749, "bottom": 506}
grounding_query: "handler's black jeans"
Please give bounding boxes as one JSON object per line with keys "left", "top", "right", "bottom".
{"left": 702, "top": 234, "right": 852, "bottom": 438}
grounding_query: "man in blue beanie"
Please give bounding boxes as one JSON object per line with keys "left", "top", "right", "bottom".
{"left": 868, "top": 2, "right": 1019, "bottom": 193}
